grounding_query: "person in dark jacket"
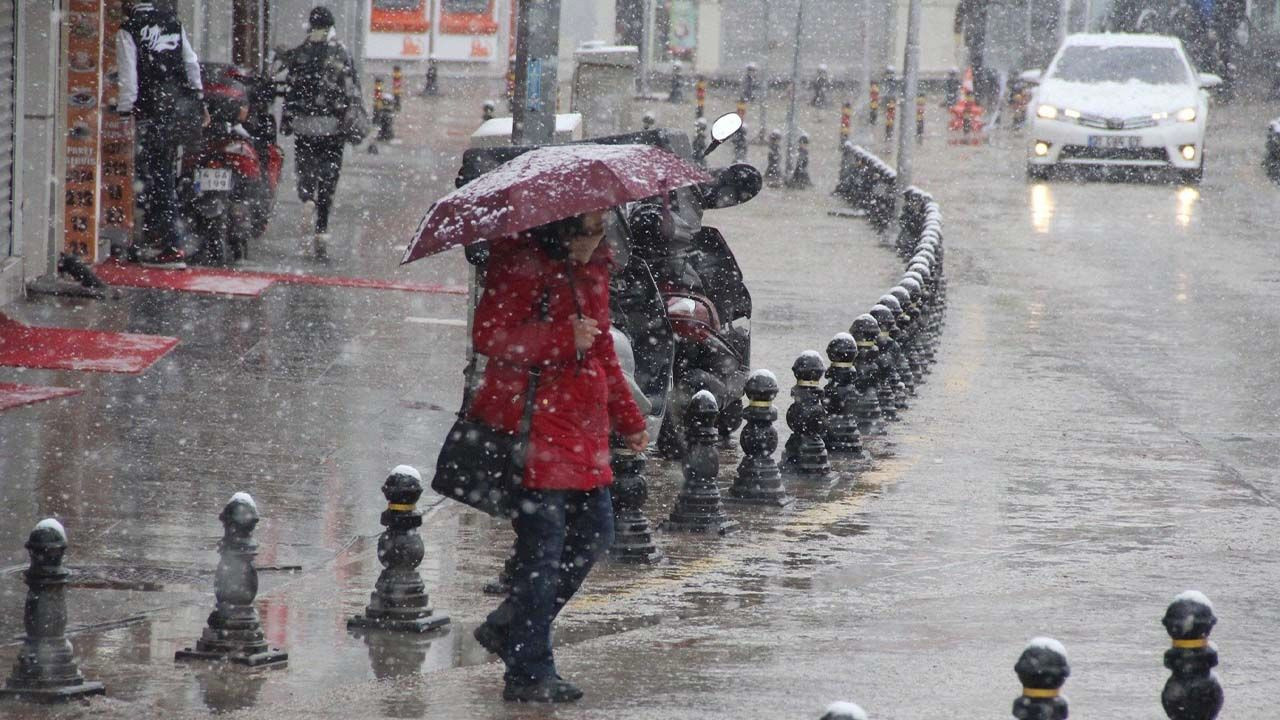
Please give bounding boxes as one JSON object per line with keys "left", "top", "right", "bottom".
{"left": 116, "top": 0, "right": 207, "bottom": 268}
{"left": 469, "top": 211, "right": 648, "bottom": 703}
{"left": 279, "top": 6, "right": 360, "bottom": 259}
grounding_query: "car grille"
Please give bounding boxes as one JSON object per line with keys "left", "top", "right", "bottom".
{"left": 1076, "top": 114, "right": 1158, "bottom": 130}
{"left": 1060, "top": 145, "right": 1169, "bottom": 162}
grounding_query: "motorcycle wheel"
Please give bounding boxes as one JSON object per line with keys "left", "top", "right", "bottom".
{"left": 191, "top": 213, "right": 229, "bottom": 266}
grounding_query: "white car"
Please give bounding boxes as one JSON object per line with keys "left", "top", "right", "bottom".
{"left": 1024, "top": 33, "right": 1221, "bottom": 183}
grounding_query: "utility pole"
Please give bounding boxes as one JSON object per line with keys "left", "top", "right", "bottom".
{"left": 783, "top": 0, "right": 805, "bottom": 176}
{"left": 512, "top": 0, "right": 562, "bottom": 145}
{"left": 640, "top": 0, "right": 656, "bottom": 96}
{"left": 759, "top": 0, "right": 770, "bottom": 141}
{"left": 894, "top": 0, "right": 922, "bottom": 204}
{"left": 861, "top": 0, "right": 871, "bottom": 136}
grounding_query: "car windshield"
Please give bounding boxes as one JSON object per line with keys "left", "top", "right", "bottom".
{"left": 1049, "top": 45, "right": 1190, "bottom": 85}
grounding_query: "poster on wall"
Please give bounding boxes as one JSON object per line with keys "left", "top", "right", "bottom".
{"left": 434, "top": 0, "right": 498, "bottom": 62}
{"left": 666, "top": 0, "right": 698, "bottom": 61}
{"left": 64, "top": 0, "right": 103, "bottom": 260}
{"left": 367, "top": 0, "right": 432, "bottom": 60}
{"left": 99, "top": 0, "right": 134, "bottom": 249}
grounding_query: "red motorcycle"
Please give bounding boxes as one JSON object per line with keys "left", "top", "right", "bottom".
{"left": 178, "top": 63, "right": 283, "bottom": 264}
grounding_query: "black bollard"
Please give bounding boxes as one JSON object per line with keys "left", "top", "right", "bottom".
{"left": 765, "top": 129, "right": 783, "bottom": 188}
{"left": 834, "top": 141, "right": 856, "bottom": 201}
{"left": 850, "top": 314, "right": 890, "bottom": 434}
{"left": 740, "top": 62, "right": 758, "bottom": 103}
{"left": 733, "top": 122, "right": 750, "bottom": 163}
{"left": 877, "top": 293, "right": 914, "bottom": 400}
{"left": 820, "top": 701, "right": 868, "bottom": 720}
{"left": 642, "top": 111, "right": 656, "bottom": 130}
{"left": 482, "top": 543, "right": 516, "bottom": 595}
{"left": 0, "top": 519, "right": 104, "bottom": 703}
{"left": 422, "top": 57, "right": 439, "bottom": 96}
{"left": 664, "top": 390, "right": 739, "bottom": 534}
{"left": 348, "top": 466, "right": 451, "bottom": 633}
{"left": 176, "top": 493, "right": 288, "bottom": 667}
{"left": 727, "top": 369, "right": 793, "bottom": 505}
{"left": 610, "top": 441, "right": 664, "bottom": 563}
{"left": 787, "top": 132, "right": 812, "bottom": 189}
{"left": 782, "top": 351, "right": 833, "bottom": 476}
{"left": 1012, "top": 637, "right": 1070, "bottom": 720}
{"left": 889, "top": 286, "right": 924, "bottom": 386}
{"left": 869, "top": 304, "right": 908, "bottom": 413}
{"left": 900, "top": 277, "right": 931, "bottom": 376}
{"left": 823, "top": 333, "right": 866, "bottom": 455}
{"left": 810, "top": 64, "right": 831, "bottom": 108}
{"left": 1162, "top": 591, "right": 1223, "bottom": 720}
{"left": 482, "top": 100, "right": 495, "bottom": 122}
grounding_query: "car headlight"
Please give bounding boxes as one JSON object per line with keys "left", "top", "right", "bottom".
{"left": 1036, "top": 104, "right": 1058, "bottom": 120}
{"left": 1175, "top": 107, "right": 1197, "bottom": 123}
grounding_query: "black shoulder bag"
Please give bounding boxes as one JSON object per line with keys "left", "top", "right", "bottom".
{"left": 431, "top": 289, "right": 549, "bottom": 518}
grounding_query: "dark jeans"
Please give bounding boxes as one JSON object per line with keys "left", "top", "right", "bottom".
{"left": 294, "top": 135, "right": 345, "bottom": 233}
{"left": 487, "top": 487, "right": 614, "bottom": 684}
{"left": 135, "top": 119, "right": 181, "bottom": 251}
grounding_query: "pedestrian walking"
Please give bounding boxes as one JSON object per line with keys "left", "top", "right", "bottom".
{"left": 279, "top": 6, "right": 362, "bottom": 259}
{"left": 115, "top": 0, "right": 208, "bottom": 269}
{"left": 468, "top": 212, "right": 649, "bottom": 703}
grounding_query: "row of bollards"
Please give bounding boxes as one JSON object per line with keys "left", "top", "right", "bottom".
{"left": 3, "top": 466, "right": 452, "bottom": 702}
{"left": 820, "top": 591, "right": 1222, "bottom": 720}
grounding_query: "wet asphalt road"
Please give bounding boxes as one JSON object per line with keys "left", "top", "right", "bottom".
{"left": 2, "top": 85, "right": 1280, "bottom": 718}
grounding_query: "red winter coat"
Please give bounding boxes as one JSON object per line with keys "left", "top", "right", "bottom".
{"left": 468, "top": 236, "right": 647, "bottom": 491}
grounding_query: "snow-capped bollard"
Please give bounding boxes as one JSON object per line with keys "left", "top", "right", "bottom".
{"left": 1012, "top": 637, "right": 1070, "bottom": 720}
{"left": 899, "top": 277, "right": 931, "bottom": 376}
{"left": 820, "top": 700, "right": 868, "bottom": 720}
{"left": 733, "top": 122, "right": 750, "bottom": 163}
{"left": 348, "top": 466, "right": 451, "bottom": 633}
{"left": 642, "top": 111, "right": 656, "bottom": 130}
{"left": 850, "top": 315, "right": 890, "bottom": 432}
{"left": 915, "top": 93, "right": 926, "bottom": 141}
{"left": 0, "top": 520, "right": 104, "bottom": 703}
{"left": 483, "top": 543, "right": 517, "bottom": 596}
{"left": 422, "top": 57, "right": 439, "bottom": 96}
{"left": 787, "top": 133, "right": 813, "bottom": 189}
{"left": 610, "top": 441, "right": 664, "bottom": 563}
{"left": 810, "top": 64, "right": 831, "bottom": 108}
{"left": 664, "top": 390, "right": 739, "bottom": 534}
{"left": 782, "top": 351, "right": 833, "bottom": 476}
{"left": 740, "top": 62, "right": 758, "bottom": 103}
{"left": 889, "top": 286, "right": 924, "bottom": 386}
{"left": 834, "top": 141, "right": 856, "bottom": 201}
{"left": 839, "top": 101, "right": 852, "bottom": 144}
{"left": 482, "top": 100, "right": 495, "bottom": 121}
{"left": 176, "top": 493, "right": 288, "bottom": 668}
{"left": 765, "top": 130, "right": 784, "bottom": 188}
{"left": 823, "top": 333, "right": 866, "bottom": 455}
{"left": 1162, "top": 591, "right": 1223, "bottom": 720}
{"left": 865, "top": 304, "right": 906, "bottom": 412}
{"left": 877, "top": 293, "right": 915, "bottom": 399}
{"left": 728, "top": 369, "right": 793, "bottom": 506}
{"left": 696, "top": 75, "right": 707, "bottom": 118}
{"left": 868, "top": 81, "right": 880, "bottom": 125}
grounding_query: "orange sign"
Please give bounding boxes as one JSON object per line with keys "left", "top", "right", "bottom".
{"left": 64, "top": 6, "right": 102, "bottom": 259}
{"left": 402, "top": 35, "right": 424, "bottom": 57}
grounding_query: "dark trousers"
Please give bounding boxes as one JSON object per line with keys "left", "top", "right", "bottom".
{"left": 487, "top": 487, "right": 614, "bottom": 684}
{"left": 135, "top": 119, "right": 181, "bottom": 251}
{"left": 294, "top": 135, "right": 345, "bottom": 233}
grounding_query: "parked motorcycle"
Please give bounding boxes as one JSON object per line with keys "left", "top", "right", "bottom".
{"left": 177, "top": 63, "right": 283, "bottom": 264}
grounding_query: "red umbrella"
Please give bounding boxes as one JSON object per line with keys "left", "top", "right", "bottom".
{"left": 401, "top": 143, "right": 711, "bottom": 265}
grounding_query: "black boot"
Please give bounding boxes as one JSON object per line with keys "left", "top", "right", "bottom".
{"left": 503, "top": 677, "right": 584, "bottom": 703}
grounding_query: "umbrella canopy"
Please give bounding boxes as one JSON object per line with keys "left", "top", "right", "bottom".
{"left": 401, "top": 143, "right": 711, "bottom": 265}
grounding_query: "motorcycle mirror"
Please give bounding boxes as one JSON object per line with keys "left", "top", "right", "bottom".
{"left": 701, "top": 112, "right": 744, "bottom": 157}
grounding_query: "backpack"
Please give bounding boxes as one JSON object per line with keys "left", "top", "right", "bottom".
{"left": 284, "top": 40, "right": 356, "bottom": 125}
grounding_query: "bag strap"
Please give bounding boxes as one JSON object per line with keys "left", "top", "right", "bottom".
{"left": 456, "top": 285, "right": 552, "bottom": 420}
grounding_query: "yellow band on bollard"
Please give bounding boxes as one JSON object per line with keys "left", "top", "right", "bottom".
{"left": 831, "top": 362, "right": 854, "bottom": 368}
{"left": 387, "top": 503, "right": 416, "bottom": 512}
{"left": 1022, "top": 688, "right": 1059, "bottom": 699}
{"left": 856, "top": 341, "right": 876, "bottom": 349}
{"left": 748, "top": 400, "right": 772, "bottom": 407}
{"left": 796, "top": 380, "right": 821, "bottom": 387}
{"left": 1172, "top": 638, "right": 1208, "bottom": 649}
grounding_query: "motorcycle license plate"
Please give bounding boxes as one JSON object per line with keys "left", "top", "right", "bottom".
{"left": 195, "top": 168, "right": 232, "bottom": 193}
{"left": 1087, "top": 135, "right": 1141, "bottom": 149}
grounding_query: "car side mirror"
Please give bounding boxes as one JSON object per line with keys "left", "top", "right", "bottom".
{"left": 1199, "top": 72, "right": 1223, "bottom": 88}
{"left": 1019, "top": 69, "right": 1043, "bottom": 84}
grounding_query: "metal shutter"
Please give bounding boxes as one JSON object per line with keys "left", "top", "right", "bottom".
{"left": 719, "top": 0, "right": 889, "bottom": 80}
{"left": 0, "top": 0, "right": 13, "bottom": 257}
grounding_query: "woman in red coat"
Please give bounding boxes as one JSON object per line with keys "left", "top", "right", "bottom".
{"left": 470, "top": 209, "right": 648, "bottom": 703}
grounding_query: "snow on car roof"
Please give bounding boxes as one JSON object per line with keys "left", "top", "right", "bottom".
{"left": 1064, "top": 32, "right": 1183, "bottom": 49}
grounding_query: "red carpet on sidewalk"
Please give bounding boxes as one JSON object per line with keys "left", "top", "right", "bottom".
{"left": 0, "top": 382, "right": 81, "bottom": 411}
{"left": 96, "top": 259, "right": 466, "bottom": 297}
{"left": 0, "top": 314, "right": 179, "bottom": 374}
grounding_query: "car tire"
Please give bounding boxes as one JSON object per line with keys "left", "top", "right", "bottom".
{"left": 1026, "top": 164, "right": 1052, "bottom": 181}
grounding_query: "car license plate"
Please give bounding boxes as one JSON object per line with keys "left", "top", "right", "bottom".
{"left": 1087, "top": 135, "right": 1141, "bottom": 149}
{"left": 194, "top": 168, "right": 232, "bottom": 193}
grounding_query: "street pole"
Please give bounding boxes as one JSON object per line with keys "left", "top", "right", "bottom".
{"left": 894, "top": 0, "right": 922, "bottom": 204}
{"left": 861, "top": 0, "right": 871, "bottom": 136}
{"left": 512, "top": 0, "right": 562, "bottom": 145}
{"left": 759, "top": 0, "right": 770, "bottom": 141}
{"left": 783, "top": 0, "right": 805, "bottom": 176}
{"left": 640, "top": 0, "right": 655, "bottom": 96}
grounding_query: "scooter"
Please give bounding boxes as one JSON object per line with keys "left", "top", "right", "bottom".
{"left": 177, "top": 63, "right": 283, "bottom": 264}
